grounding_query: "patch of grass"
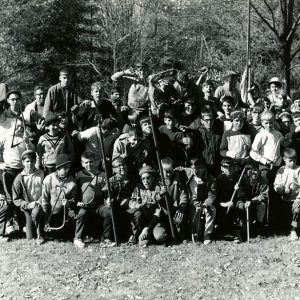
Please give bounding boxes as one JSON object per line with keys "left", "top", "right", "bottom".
{"left": 1, "top": 235, "right": 299, "bottom": 300}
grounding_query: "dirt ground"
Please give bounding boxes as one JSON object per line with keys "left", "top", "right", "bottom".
{"left": 1, "top": 235, "right": 300, "bottom": 300}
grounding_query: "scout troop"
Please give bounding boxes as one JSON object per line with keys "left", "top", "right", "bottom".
{"left": 0, "top": 65, "right": 299, "bottom": 249}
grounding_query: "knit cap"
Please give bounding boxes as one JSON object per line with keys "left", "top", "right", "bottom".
{"left": 45, "top": 112, "right": 59, "bottom": 126}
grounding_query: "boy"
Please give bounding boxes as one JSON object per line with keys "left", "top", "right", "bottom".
{"left": 43, "top": 67, "right": 82, "bottom": 130}
{"left": 41, "top": 154, "right": 77, "bottom": 240}
{"left": 36, "top": 112, "right": 74, "bottom": 175}
{"left": 12, "top": 150, "right": 44, "bottom": 243}
{"left": 76, "top": 82, "right": 117, "bottom": 131}
{"left": 217, "top": 96, "right": 234, "bottom": 131}
{"left": 238, "top": 165, "right": 268, "bottom": 237}
{"left": 75, "top": 117, "right": 120, "bottom": 169}
{"left": 274, "top": 148, "right": 300, "bottom": 240}
{"left": 215, "top": 158, "right": 244, "bottom": 243}
{"left": 182, "top": 158, "right": 216, "bottom": 244}
{"left": 160, "top": 158, "right": 188, "bottom": 241}
{"left": 289, "top": 112, "right": 300, "bottom": 165}
{"left": 250, "top": 110, "right": 284, "bottom": 227}
{"left": 129, "top": 165, "right": 168, "bottom": 247}
{"left": 220, "top": 111, "right": 252, "bottom": 164}
{"left": 190, "top": 108, "right": 222, "bottom": 177}
{"left": 74, "top": 151, "right": 106, "bottom": 248}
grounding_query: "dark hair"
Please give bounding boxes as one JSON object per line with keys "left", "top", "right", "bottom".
{"left": 283, "top": 148, "right": 297, "bottom": 159}
{"left": 59, "top": 66, "right": 71, "bottom": 75}
{"left": 202, "top": 80, "right": 215, "bottom": 90}
{"left": 111, "top": 89, "right": 119, "bottom": 95}
{"left": 163, "top": 108, "right": 176, "bottom": 120}
{"left": 34, "top": 85, "right": 44, "bottom": 94}
{"left": 221, "top": 96, "right": 234, "bottom": 106}
{"left": 200, "top": 107, "right": 214, "bottom": 119}
{"left": 81, "top": 150, "right": 96, "bottom": 161}
{"left": 292, "top": 111, "right": 300, "bottom": 119}
{"left": 251, "top": 103, "right": 264, "bottom": 113}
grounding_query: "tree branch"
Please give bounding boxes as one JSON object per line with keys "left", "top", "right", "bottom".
{"left": 251, "top": 2, "right": 280, "bottom": 40}
{"left": 262, "top": 0, "right": 277, "bottom": 31}
{"left": 286, "top": 13, "right": 300, "bottom": 42}
{"left": 291, "top": 45, "right": 300, "bottom": 61}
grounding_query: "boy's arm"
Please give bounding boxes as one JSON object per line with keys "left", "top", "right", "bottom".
{"left": 129, "top": 187, "right": 142, "bottom": 209}
{"left": 219, "top": 132, "right": 236, "bottom": 158}
{"left": 41, "top": 177, "right": 51, "bottom": 215}
{"left": 273, "top": 168, "right": 285, "bottom": 193}
{"left": 204, "top": 179, "right": 216, "bottom": 208}
{"left": 12, "top": 175, "right": 27, "bottom": 209}
{"left": 36, "top": 137, "right": 45, "bottom": 170}
{"left": 249, "top": 134, "right": 268, "bottom": 165}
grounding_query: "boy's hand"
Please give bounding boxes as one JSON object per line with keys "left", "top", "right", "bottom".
{"left": 27, "top": 201, "right": 37, "bottom": 210}
{"left": 285, "top": 187, "right": 291, "bottom": 195}
{"left": 220, "top": 201, "right": 234, "bottom": 208}
{"left": 77, "top": 202, "right": 85, "bottom": 207}
{"left": 23, "top": 132, "right": 29, "bottom": 144}
{"left": 36, "top": 119, "right": 45, "bottom": 131}
{"left": 139, "top": 227, "right": 149, "bottom": 241}
{"left": 245, "top": 201, "right": 251, "bottom": 209}
{"left": 173, "top": 210, "right": 184, "bottom": 226}
{"left": 71, "top": 104, "right": 79, "bottom": 113}
{"left": 61, "top": 199, "right": 68, "bottom": 206}
{"left": 105, "top": 197, "right": 114, "bottom": 207}
{"left": 159, "top": 186, "right": 167, "bottom": 196}
{"left": 234, "top": 184, "right": 240, "bottom": 191}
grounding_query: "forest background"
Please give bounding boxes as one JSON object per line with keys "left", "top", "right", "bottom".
{"left": 0, "top": 0, "right": 300, "bottom": 102}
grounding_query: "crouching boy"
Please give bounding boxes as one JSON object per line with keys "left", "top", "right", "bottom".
{"left": 41, "top": 154, "right": 77, "bottom": 240}
{"left": 12, "top": 150, "right": 45, "bottom": 244}
{"left": 129, "top": 165, "right": 168, "bottom": 247}
{"left": 274, "top": 148, "right": 300, "bottom": 240}
{"left": 238, "top": 165, "right": 268, "bottom": 237}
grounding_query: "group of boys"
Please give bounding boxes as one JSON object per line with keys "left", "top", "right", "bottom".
{"left": 0, "top": 63, "right": 299, "bottom": 250}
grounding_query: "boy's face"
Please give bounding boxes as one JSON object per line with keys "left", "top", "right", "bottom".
{"left": 232, "top": 117, "right": 244, "bottom": 131}
{"left": 201, "top": 115, "right": 214, "bottom": 130}
{"left": 141, "top": 172, "right": 154, "bottom": 189}
{"left": 59, "top": 116, "right": 68, "bottom": 131}
{"left": 293, "top": 116, "right": 300, "bottom": 127}
{"left": 57, "top": 164, "right": 71, "bottom": 178}
{"left": 270, "top": 83, "right": 279, "bottom": 94}
{"left": 202, "top": 84, "right": 213, "bottom": 96}
{"left": 59, "top": 73, "right": 71, "bottom": 88}
{"left": 34, "top": 89, "right": 44, "bottom": 106}
{"left": 294, "top": 100, "right": 300, "bottom": 110}
{"left": 261, "top": 119, "right": 274, "bottom": 132}
{"left": 162, "top": 166, "right": 174, "bottom": 181}
{"left": 47, "top": 122, "right": 59, "bottom": 135}
{"left": 8, "top": 93, "right": 21, "bottom": 112}
{"left": 141, "top": 121, "right": 152, "bottom": 135}
{"left": 221, "top": 164, "right": 235, "bottom": 177}
{"left": 281, "top": 117, "right": 292, "bottom": 129}
{"left": 113, "top": 161, "right": 127, "bottom": 177}
{"left": 23, "top": 157, "right": 35, "bottom": 172}
{"left": 111, "top": 92, "right": 120, "bottom": 101}
{"left": 222, "top": 102, "right": 232, "bottom": 114}
{"left": 283, "top": 156, "right": 296, "bottom": 169}
{"left": 247, "top": 168, "right": 259, "bottom": 184}
{"left": 91, "top": 87, "right": 103, "bottom": 104}
{"left": 81, "top": 157, "right": 96, "bottom": 173}
{"left": 128, "top": 134, "right": 138, "bottom": 147}
{"left": 164, "top": 117, "right": 175, "bottom": 130}
{"left": 251, "top": 109, "right": 261, "bottom": 124}
{"left": 191, "top": 164, "right": 205, "bottom": 178}
{"left": 263, "top": 100, "right": 271, "bottom": 110}
{"left": 184, "top": 101, "right": 196, "bottom": 115}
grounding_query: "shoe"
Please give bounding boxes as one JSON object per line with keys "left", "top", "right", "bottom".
{"left": 234, "top": 231, "right": 242, "bottom": 244}
{"left": 74, "top": 238, "right": 85, "bottom": 249}
{"left": 36, "top": 236, "right": 45, "bottom": 246}
{"left": 290, "top": 231, "right": 298, "bottom": 241}
{"left": 203, "top": 234, "right": 212, "bottom": 245}
{"left": 100, "top": 239, "right": 116, "bottom": 247}
{"left": 127, "top": 235, "right": 137, "bottom": 245}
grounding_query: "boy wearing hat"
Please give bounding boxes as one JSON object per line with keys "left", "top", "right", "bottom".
{"left": 41, "top": 153, "right": 77, "bottom": 240}
{"left": 36, "top": 112, "right": 74, "bottom": 175}
{"left": 12, "top": 150, "right": 45, "bottom": 243}
{"left": 129, "top": 165, "right": 168, "bottom": 246}
{"left": 220, "top": 110, "right": 252, "bottom": 165}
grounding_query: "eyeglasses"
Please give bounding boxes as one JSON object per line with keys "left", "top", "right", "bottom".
{"left": 35, "top": 93, "right": 44, "bottom": 96}
{"left": 114, "top": 164, "right": 125, "bottom": 169}
{"left": 9, "top": 98, "right": 20, "bottom": 101}
{"left": 202, "top": 119, "right": 213, "bottom": 122}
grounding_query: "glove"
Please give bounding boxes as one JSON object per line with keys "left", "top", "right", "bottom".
{"left": 173, "top": 209, "right": 184, "bottom": 226}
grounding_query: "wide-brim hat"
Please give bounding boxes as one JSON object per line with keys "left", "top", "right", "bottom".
{"left": 56, "top": 154, "right": 72, "bottom": 169}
